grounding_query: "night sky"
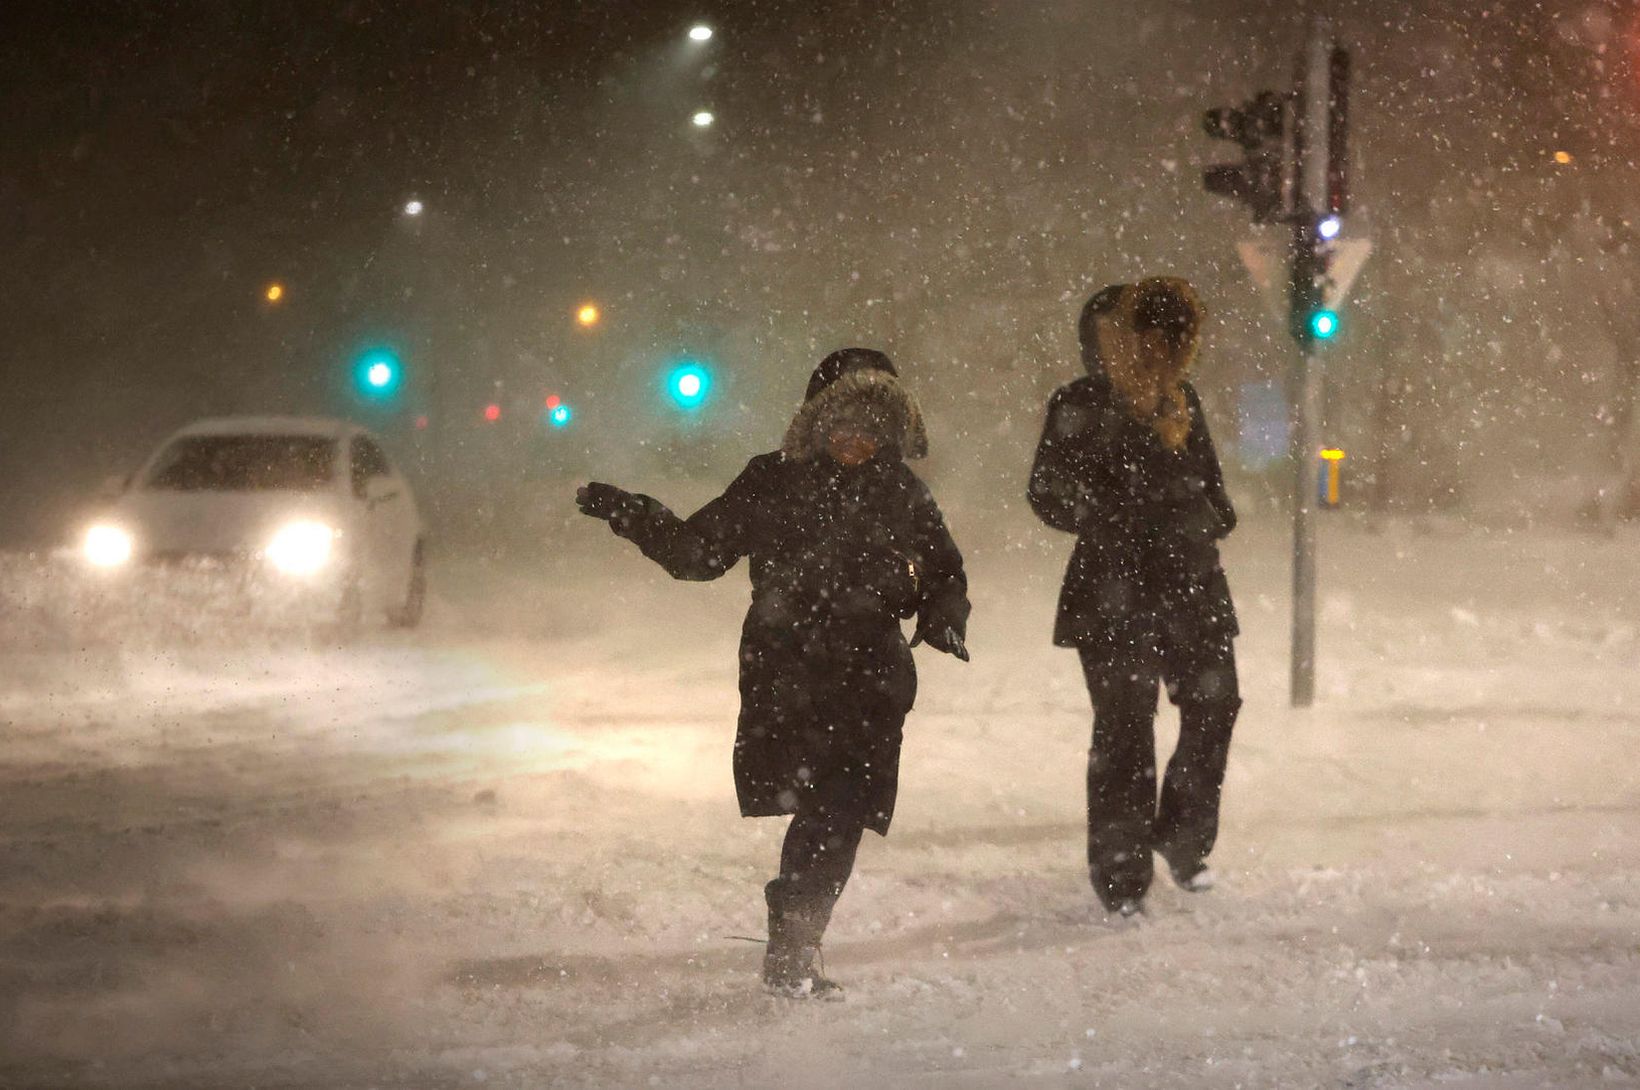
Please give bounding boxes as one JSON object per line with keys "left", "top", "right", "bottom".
{"left": 3, "top": 0, "right": 1634, "bottom": 543}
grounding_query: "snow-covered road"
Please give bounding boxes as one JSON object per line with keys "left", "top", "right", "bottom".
{"left": 3, "top": 517, "right": 1639, "bottom": 1088}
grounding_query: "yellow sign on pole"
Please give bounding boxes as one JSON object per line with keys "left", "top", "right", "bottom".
{"left": 1319, "top": 448, "right": 1345, "bottom": 507}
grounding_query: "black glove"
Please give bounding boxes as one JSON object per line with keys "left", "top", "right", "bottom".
{"left": 576, "top": 482, "right": 644, "bottom": 535}
{"left": 911, "top": 623, "right": 970, "bottom": 662}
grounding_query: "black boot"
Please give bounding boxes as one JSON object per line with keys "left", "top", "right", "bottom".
{"left": 763, "top": 878, "right": 844, "bottom": 1000}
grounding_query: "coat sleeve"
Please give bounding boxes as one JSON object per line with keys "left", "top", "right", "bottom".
{"left": 908, "top": 478, "right": 971, "bottom": 639}
{"left": 613, "top": 461, "right": 762, "bottom": 581}
{"left": 1184, "top": 384, "right": 1237, "bottom": 538}
{"left": 1027, "top": 386, "right": 1127, "bottom": 534}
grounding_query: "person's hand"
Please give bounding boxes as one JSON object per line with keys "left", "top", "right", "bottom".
{"left": 576, "top": 482, "right": 645, "bottom": 534}
{"left": 576, "top": 482, "right": 631, "bottom": 519}
{"left": 911, "top": 624, "right": 970, "bottom": 662}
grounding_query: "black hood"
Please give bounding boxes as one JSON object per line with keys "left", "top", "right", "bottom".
{"left": 804, "top": 347, "right": 898, "bottom": 402}
{"left": 1077, "top": 284, "right": 1128, "bottom": 373}
{"left": 784, "top": 353, "right": 928, "bottom": 460}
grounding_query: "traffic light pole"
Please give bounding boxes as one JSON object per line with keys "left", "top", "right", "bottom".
{"left": 1288, "top": 220, "right": 1325, "bottom": 707}
{"left": 1203, "top": 18, "right": 1349, "bottom": 707}
{"left": 1286, "top": 22, "right": 1336, "bottom": 709}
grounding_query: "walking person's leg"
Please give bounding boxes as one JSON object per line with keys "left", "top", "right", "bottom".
{"left": 763, "top": 773, "right": 870, "bottom": 996}
{"left": 1154, "top": 636, "right": 1241, "bottom": 888}
{"left": 1079, "top": 648, "right": 1163, "bottom": 914}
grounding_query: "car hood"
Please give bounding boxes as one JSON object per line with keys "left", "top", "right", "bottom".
{"left": 111, "top": 489, "right": 351, "bottom": 555}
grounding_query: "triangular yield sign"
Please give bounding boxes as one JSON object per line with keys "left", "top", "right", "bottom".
{"left": 1239, "top": 236, "right": 1373, "bottom": 318}
{"left": 1322, "top": 238, "right": 1372, "bottom": 310}
{"left": 1236, "top": 238, "right": 1287, "bottom": 323}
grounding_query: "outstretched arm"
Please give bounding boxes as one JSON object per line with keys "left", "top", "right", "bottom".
{"left": 577, "top": 464, "right": 761, "bottom": 581}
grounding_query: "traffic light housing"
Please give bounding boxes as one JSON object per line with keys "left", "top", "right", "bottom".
{"left": 1202, "top": 91, "right": 1288, "bottom": 224}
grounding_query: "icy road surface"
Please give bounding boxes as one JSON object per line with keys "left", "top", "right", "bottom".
{"left": 3, "top": 517, "right": 1639, "bottom": 1089}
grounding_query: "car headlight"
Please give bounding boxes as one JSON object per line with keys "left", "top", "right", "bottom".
{"left": 84, "top": 523, "right": 135, "bottom": 568}
{"left": 265, "top": 520, "right": 336, "bottom": 576}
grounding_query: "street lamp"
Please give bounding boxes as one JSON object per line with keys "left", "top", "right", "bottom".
{"left": 576, "top": 302, "right": 601, "bottom": 328}
{"left": 692, "top": 110, "right": 715, "bottom": 129}
{"left": 264, "top": 282, "right": 285, "bottom": 303}
{"left": 403, "top": 199, "right": 425, "bottom": 217}
{"left": 688, "top": 24, "right": 713, "bottom": 42}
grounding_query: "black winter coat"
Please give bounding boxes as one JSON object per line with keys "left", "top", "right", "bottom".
{"left": 615, "top": 451, "right": 968, "bottom": 835}
{"left": 1028, "top": 372, "right": 1237, "bottom": 658}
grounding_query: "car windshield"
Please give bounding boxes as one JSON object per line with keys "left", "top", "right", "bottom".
{"left": 144, "top": 435, "right": 336, "bottom": 492}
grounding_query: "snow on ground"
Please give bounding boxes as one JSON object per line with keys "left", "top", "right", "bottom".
{"left": 2, "top": 514, "right": 1639, "bottom": 1088}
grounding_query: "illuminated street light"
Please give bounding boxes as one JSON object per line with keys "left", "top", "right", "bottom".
{"left": 1553, "top": 150, "right": 1574, "bottom": 165}
{"left": 576, "top": 302, "right": 601, "bottom": 328}
{"left": 264, "top": 282, "right": 285, "bottom": 303}
{"left": 688, "top": 24, "right": 713, "bottom": 42}
{"left": 692, "top": 110, "right": 715, "bottom": 129}
{"left": 1317, "top": 215, "right": 1342, "bottom": 241}
{"left": 404, "top": 199, "right": 425, "bottom": 216}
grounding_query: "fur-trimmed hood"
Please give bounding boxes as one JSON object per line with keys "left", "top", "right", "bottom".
{"left": 781, "top": 366, "right": 929, "bottom": 461}
{"left": 1086, "top": 277, "right": 1205, "bottom": 451}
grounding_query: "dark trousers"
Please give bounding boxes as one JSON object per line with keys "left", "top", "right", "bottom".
{"left": 1079, "top": 637, "right": 1241, "bottom": 906}
{"left": 776, "top": 773, "right": 869, "bottom": 906}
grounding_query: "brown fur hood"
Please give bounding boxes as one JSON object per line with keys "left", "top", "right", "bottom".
{"left": 781, "top": 366, "right": 929, "bottom": 461}
{"left": 1092, "top": 277, "right": 1205, "bottom": 451}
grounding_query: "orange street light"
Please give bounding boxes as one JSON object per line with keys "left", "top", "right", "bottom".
{"left": 576, "top": 303, "right": 602, "bottom": 328}
{"left": 265, "top": 282, "right": 285, "bottom": 303}
{"left": 1553, "top": 150, "right": 1574, "bottom": 165}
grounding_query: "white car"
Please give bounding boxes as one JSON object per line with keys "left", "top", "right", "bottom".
{"left": 83, "top": 416, "right": 426, "bottom": 628}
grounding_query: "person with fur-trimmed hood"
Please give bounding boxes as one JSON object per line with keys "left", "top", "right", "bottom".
{"left": 577, "top": 348, "right": 970, "bottom": 998}
{"left": 1028, "top": 278, "right": 1241, "bottom": 918}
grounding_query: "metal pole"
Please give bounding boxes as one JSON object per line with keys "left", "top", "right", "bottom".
{"left": 1287, "top": 19, "right": 1332, "bottom": 708}
{"left": 1290, "top": 351, "right": 1322, "bottom": 706}
{"left": 1289, "top": 223, "right": 1321, "bottom": 708}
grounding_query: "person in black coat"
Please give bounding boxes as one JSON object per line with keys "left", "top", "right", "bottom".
{"left": 1027, "top": 278, "right": 1241, "bottom": 917}
{"left": 577, "top": 348, "right": 970, "bottom": 997}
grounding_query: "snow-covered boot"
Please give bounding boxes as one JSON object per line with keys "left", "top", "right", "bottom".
{"left": 763, "top": 878, "right": 845, "bottom": 1000}
{"left": 1155, "top": 842, "right": 1215, "bottom": 893}
{"left": 1089, "top": 864, "right": 1148, "bottom": 919}
{"left": 1167, "top": 861, "right": 1215, "bottom": 892}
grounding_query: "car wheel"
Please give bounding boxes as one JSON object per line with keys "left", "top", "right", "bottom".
{"left": 387, "top": 542, "right": 426, "bottom": 629}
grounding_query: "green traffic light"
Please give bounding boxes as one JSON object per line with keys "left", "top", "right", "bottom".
{"left": 1309, "top": 309, "right": 1340, "bottom": 340}
{"left": 667, "top": 363, "right": 712, "bottom": 410}
{"left": 354, "top": 350, "right": 403, "bottom": 399}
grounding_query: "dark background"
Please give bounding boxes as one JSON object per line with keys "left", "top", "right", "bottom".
{"left": 4, "top": 0, "right": 1638, "bottom": 545}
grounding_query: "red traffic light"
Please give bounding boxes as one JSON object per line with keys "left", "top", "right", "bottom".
{"left": 483, "top": 403, "right": 502, "bottom": 422}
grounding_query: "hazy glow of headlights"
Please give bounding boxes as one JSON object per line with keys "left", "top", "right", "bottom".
{"left": 688, "top": 24, "right": 713, "bottom": 42}
{"left": 266, "top": 520, "right": 336, "bottom": 576}
{"left": 691, "top": 110, "right": 715, "bottom": 128}
{"left": 84, "top": 524, "right": 134, "bottom": 568}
